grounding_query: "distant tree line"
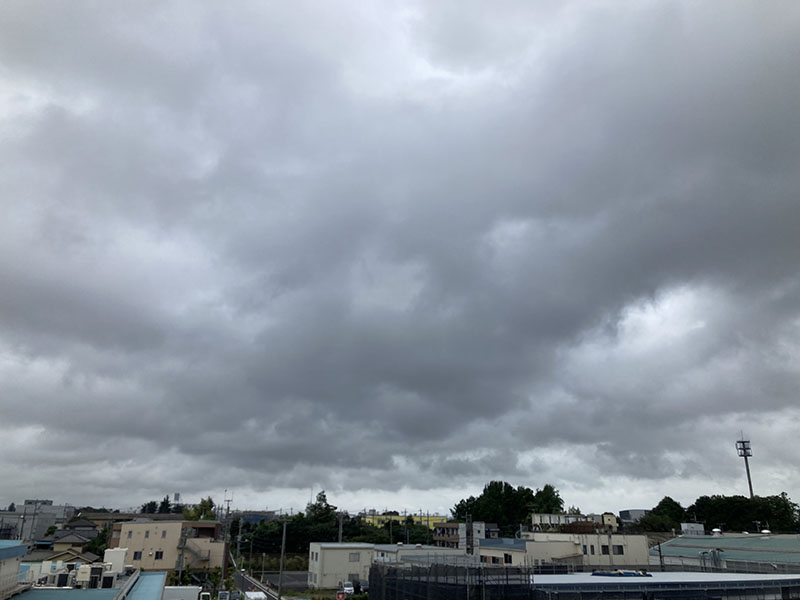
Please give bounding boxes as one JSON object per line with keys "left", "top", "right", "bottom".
{"left": 634, "top": 493, "right": 799, "bottom": 533}
{"left": 138, "top": 495, "right": 216, "bottom": 518}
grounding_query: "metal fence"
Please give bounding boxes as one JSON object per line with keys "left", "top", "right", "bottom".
{"left": 370, "top": 563, "right": 540, "bottom": 600}
{"left": 369, "top": 563, "right": 800, "bottom": 600}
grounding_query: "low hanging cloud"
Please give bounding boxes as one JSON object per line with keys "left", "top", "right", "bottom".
{"left": 1, "top": 1, "right": 799, "bottom": 515}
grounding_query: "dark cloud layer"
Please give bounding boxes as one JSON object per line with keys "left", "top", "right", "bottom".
{"left": 1, "top": 1, "right": 799, "bottom": 514}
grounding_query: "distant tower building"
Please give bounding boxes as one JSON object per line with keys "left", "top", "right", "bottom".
{"left": 174, "top": 493, "right": 181, "bottom": 503}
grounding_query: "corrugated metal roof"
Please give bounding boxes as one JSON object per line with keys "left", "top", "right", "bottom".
{"left": 651, "top": 534, "right": 800, "bottom": 564}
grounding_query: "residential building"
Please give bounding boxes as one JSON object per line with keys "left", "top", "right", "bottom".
{"left": 515, "top": 532, "right": 650, "bottom": 568}
{"left": 0, "top": 541, "right": 28, "bottom": 600}
{"left": 531, "top": 513, "right": 588, "bottom": 530}
{"left": 619, "top": 509, "right": 650, "bottom": 524}
{"left": 109, "top": 520, "right": 224, "bottom": 572}
{"left": 308, "top": 542, "right": 467, "bottom": 589}
{"left": 360, "top": 512, "right": 447, "bottom": 530}
{"left": 532, "top": 513, "right": 618, "bottom": 533}
{"left": 432, "top": 521, "right": 496, "bottom": 553}
{"left": 308, "top": 542, "right": 375, "bottom": 589}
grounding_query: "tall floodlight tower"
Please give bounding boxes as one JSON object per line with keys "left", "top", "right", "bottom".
{"left": 736, "top": 437, "right": 754, "bottom": 499}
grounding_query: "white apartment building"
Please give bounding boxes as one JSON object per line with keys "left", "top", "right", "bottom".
{"left": 308, "top": 543, "right": 374, "bottom": 589}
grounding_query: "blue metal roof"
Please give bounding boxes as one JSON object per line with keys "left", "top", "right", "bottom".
{"left": 19, "top": 590, "right": 117, "bottom": 600}
{"left": 0, "top": 540, "right": 28, "bottom": 560}
{"left": 126, "top": 571, "right": 167, "bottom": 600}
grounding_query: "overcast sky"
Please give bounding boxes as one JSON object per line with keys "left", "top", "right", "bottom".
{"left": 1, "top": 1, "right": 799, "bottom": 519}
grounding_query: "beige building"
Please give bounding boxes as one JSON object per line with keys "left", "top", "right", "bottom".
{"left": 479, "top": 533, "right": 649, "bottom": 568}
{"left": 110, "top": 520, "right": 224, "bottom": 572}
{"left": 360, "top": 513, "right": 447, "bottom": 530}
{"left": 523, "top": 532, "right": 649, "bottom": 567}
{"left": 308, "top": 543, "right": 375, "bottom": 589}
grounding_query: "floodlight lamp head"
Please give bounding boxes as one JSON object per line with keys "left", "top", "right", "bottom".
{"left": 736, "top": 439, "right": 752, "bottom": 457}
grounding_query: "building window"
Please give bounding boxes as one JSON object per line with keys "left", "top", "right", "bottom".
{"left": 127, "top": 531, "right": 132, "bottom": 539}
{"left": 145, "top": 530, "right": 150, "bottom": 539}
{"left": 155, "top": 551, "right": 164, "bottom": 560}
{"left": 348, "top": 573, "right": 358, "bottom": 581}
{"left": 133, "top": 551, "right": 142, "bottom": 560}
{"left": 313, "top": 574, "right": 317, "bottom": 583}
{"left": 491, "top": 556, "right": 500, "bottom": 564}
{"left": 613, "top": 545, "right": 624, "bottom": 555}
{"left": 504, "top": 553, "right": 512, "bottom": 564}
{"left": 349, "top": 552, "right": 360, "bottom": 562}
{"left": 590, "top": 545, "right": 595, "bottom": 555}
{"left": 162, "top": 530, "right": 167, "bottom": 538}
{"left": 582, "top": 545, "right": 587, "bottom": 555}
{"left": 480, "top": 556, "right": 487, "bottom": 563}
{"left": 601, "top": 545, "right": 609, "bottom": 555}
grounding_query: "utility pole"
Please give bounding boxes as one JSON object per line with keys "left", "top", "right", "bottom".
{"left": 465, "top": 513, "right": 473, "bottom": 556}
{"left": 736, "top": 436, "right": 754, "bottom": 499}
{"left": 222, "top": 490, "right": 232, "bottom": 579}
{"left": 338, "top": 512, "right": 344, "bottom": 543}
{"left": 277, "top": 518, "right": 287, "bottom": 600}
{"left": 249, "top": 534, "right": 254, "bottom": 575}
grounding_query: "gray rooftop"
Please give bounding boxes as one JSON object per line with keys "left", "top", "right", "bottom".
{"left": 652, "top": 534, "right": 800, "bottom": 565}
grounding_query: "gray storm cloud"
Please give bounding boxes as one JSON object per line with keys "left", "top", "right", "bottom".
{"left": 1, "top": 0, "right": 799, "bottom": 512}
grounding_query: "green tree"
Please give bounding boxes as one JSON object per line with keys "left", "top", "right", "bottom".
{"left": 158, "top": 496, "right": 171, "bottom": 514}
{"left": 208, "top": 567, "right": 223, "bottom": 595}
{"left": 530, "top": 484, "right": 564, "bottom": 514}
{"left": 687, "top": 493, "right": 799, "bottom": 533}
{"left": 140, "top": 500, "right": 158, "bottom": 514}
{"left": 306, "top": 491, "right": 337, "bottom": 524}
{"left": 184, "top": 497, "right": 216, "bottom": 521}
{"left": 451, "top": 481, "right": 559, "bottom": 535}
{"left": 87, "top": 527, "right": 109, "bottom": 556}
{"left": 7, "top": 503, "right": 15, "bottom": 512}
{"left": 636, "top": 497, "right": 686, "bottom": 532}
